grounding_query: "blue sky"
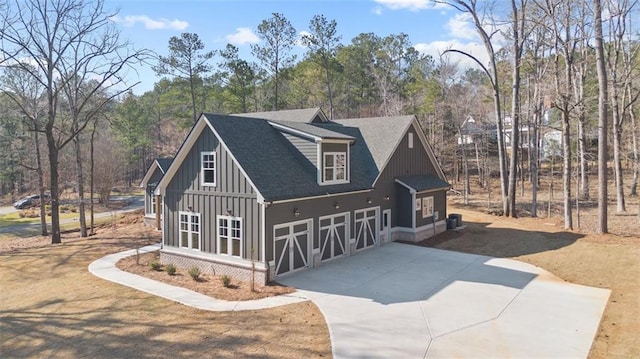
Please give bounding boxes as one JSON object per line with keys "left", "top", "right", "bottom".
{"left": 105, "top": 0, "right": 490, "bottom": 94}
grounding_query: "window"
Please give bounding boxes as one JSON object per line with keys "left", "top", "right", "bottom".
{"left": 218, "top": 215, "right": 242, "bottom": 257}
{"left": 408, "top": 132, "right": 414, "bottom": 148}
{"left": 150, "top": 194, "right": 156, "bottom": 215}
{"left": 422, "top": 196, "right": 434, "bottom": 218}
{"left": 201, "top": 151, "right": 216, "bottom": 186}
{"left": 179, "top": 211, "right": 200, "bottom": 250}
{"left": 323, "top": 152, "right": 347, "bottom": 183}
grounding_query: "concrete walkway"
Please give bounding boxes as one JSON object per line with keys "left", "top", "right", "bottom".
{"left": 88, "top": 244, "right": 308, "bottom": 311}
{"left": 90, "top": 243, "right": 610, "bottom": 358}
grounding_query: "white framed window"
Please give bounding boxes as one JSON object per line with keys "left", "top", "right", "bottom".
{"left": 217, "top": 215, "right": 243, "bottom": 257}
{"left": 422, "top": 196, "right": 434, "bottom": 218}
{"left": 150, "top": 194, "right": 156, "bottom": 215}
{"left": 415, "top": 198, "right": 421, "bottom": 212}
{"left": 179, "top": 211, "right": 201, "bottom": 250}
{"left": 408, "top": 132, "right": 414, "bottom": 148}
{"left": 323, "top": 152, "right": 347, "bottom": 183}
{"left": 201, "top": 151, "right": 216, "bottom": 186}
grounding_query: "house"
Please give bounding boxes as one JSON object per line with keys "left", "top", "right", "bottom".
{"left": 154, "top": 108, "right": 450, "bottom": 284}
{"left": 140, "top": 157, "right": 173, "bottom": 228}
{"left": 457, "top": 116, "right": 487, "bottom": 146}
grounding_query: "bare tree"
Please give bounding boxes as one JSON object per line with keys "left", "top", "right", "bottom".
{"left": 1, "top": 65, "right": 48, "bottom": 235}
{"left": 0, "top": 0, "right": 149, "bottom": 244}
{"left": 594, "top": 0, "right": 609, "bottom": 233}
{"left": 436, "top": 0, "right": 510, "bottom": 215}
{"left": 604, "top": 0, "right": 639, "bottom": 213}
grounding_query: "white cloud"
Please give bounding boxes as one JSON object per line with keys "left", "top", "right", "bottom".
{"left": 372, "top": 6, "right": 384, "bottom": 15}
{"left": 415, "top": 40, "right": 488, "bottom": 71}
{"left": 373, "top": 0, "right": 448, "bottom": 12}
{"left": 225, "top": 27, "right": 259, "bottom": 45}
{"left": 111, "top": 15, "right": 188, "bottom": 30}
{"left": 445, "top": 13, "right": 477, "bottom": 40}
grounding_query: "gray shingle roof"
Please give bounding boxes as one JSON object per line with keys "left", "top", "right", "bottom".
{"left": 271, "top": 121, "right": 355, "bottom": 141}
{"left": 205, "top": 114, "right": 373, "bottom": 202}
{"left": 332, "top": 116, "right": 414, "bottom": 172}
{"left": 231, "top": 107, "right": 326, "bottom": 123}
{"left": 396, "top": 175, "right": 451, "bottom": 192}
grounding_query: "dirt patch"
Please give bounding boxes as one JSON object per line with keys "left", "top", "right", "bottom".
{"left": 116, "top": 251, "right": 294, "bottom": 301}
{"left": 0, "top": 217, "right": 330, "bottom": 358}
{"left": 423, "top": 205, "right": 639, "bottom": 359}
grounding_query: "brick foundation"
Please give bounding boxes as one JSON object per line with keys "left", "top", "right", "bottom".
{"left": 160, "top": 249, "right": 268, "bottom": 285}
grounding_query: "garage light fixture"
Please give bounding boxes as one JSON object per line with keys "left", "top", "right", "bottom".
{"left": 384, "top": 195, "right": 390, "bottom": 201}
{"left": 333, "top": 201, "right": 340, "bottom": 209}
{"left": 366, "top": 197, "right": 372, "bottom": 204}
{"left": 293, "top": 208, "right": 300, "bottom": 217}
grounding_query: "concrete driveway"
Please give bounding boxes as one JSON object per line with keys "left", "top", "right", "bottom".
{"left": 278, "top": 242, "right": 609, "bottom": 358}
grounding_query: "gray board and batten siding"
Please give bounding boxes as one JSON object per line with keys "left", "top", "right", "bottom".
{"left": 162, "top": 126, "right": 263, "bottom": 262}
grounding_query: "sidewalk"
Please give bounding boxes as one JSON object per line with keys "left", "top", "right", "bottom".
{"left": 88, "top": 244, "right": 309, "bottom": 311}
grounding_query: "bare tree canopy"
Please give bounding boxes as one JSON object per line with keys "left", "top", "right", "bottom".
{"left": 0, "top": 0, "right": 150, "bottom": 243}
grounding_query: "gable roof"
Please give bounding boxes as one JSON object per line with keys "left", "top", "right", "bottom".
{"left": 396, "top": 175, "right": 451, "bottom": 193}
{"left": 270, "top": 120, "right": 355, "bottom": 142}
{"left": 139, "top": 157, "right": 173, "bottom": 188}
{"left": 231, "top": 107, "right": 327, "bottom": 123}
{"left": 205, "top": 114, "right": 373, "bottom": 202}
{"left": 332, "top": 116, "right": 414, "bottom": 173}
{"left": 156, "top": 109, "right": 447, "bottom": 203}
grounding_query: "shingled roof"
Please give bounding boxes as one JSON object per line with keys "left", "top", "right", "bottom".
{"left": 206, "top": 114, "right": 373, "bottom": 202}
{"left": 232, "top": 107, "right": 326, "bottom": 123}
{"left": 331, "top": 116, "right": 414, "bottom": 172}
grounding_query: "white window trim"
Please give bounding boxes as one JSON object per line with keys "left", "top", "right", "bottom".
{"left": 201, "top": 151, "right": 216, "bottom": 187}
{"left": 217, "top": 215, "right": 243, "bottom": 258}
{"left": 408, "top": 132, "right": 414, "bottom": 148}
{"left": 322, "top": 151, "right": 348, "bottom": 185}
{"left": 150, "top": 194, "right": 156, "bottom": 215}
{"left": 178, "top": 211, "right": 201, "bottom": 251}
{"left": 415, "top": 198, "right": 421, "bottom": 212}
{"left": 422, "top": 196, "right": 434, "bottom": 218}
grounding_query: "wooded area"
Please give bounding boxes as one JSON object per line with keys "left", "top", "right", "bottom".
{"left": 0, "top": 0, "right": 638, "bottom": 243}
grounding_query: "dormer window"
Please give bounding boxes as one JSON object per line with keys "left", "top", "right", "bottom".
{"left": 323, "top": 152, "right": 347, "bottom": 184}
{"left": 201, "top": 151, "right": 216, "bottom": 186}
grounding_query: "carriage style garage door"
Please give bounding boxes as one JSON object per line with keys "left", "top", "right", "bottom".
{"left": 355, "top": 207, "right": 379, "bottom": 250}
{"left": 273, "top": 220, "right": 311, "bottom": 276}
{"left": 319, "top": 213, "right": 349, "bottom": 261}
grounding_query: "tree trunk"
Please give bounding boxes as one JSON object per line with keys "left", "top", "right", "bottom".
{"left": 594, "top": 0, "right": 608, "bottom": 234}
{"left": 562, "top": 108, "right": 573, "bottom": 229}
{"left": 47, "top": 129, "right": 61, "bottom": 244}
{"left": 630, "top": 102, "right": 638, "bottom": 196}
{"left": 33, "top": 128, "right": 48, "bottom": 236}
{"left": 74, "top": 134, "right": 87, "bottom": 237}
{"left": 612, "top": 115, "right": 626, "bottom": 212}
{"left": 90, "top": 126, "right": 96, "bottom": 235}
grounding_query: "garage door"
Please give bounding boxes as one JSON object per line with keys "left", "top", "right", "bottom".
{"left": 355, "top": 207, "right": 379, "bottom": 250}
{"left": 274, "top": 220, "right": 311, "bottom": 276}
{"left": 319, "top": 213, "right": 349, "bottom": 261}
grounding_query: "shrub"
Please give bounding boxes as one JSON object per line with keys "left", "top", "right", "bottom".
{"left": 149, "top": 260, "right": 162, "bottom": 271}
{"left": 166, "top": 264, "right": 177, "bottom": 276}
{"left": 221, "top": 275, "right": 232, "bottom": 288}
{"left": 188, "top": 266, "right": 201, "bottom": 281}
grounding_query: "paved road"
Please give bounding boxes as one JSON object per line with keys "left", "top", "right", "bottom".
{"left": 0, "top": 196, "right": 144, "bottom": 236}
{"left": 279, "top": 242, "right": 610, "bottom": 359}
